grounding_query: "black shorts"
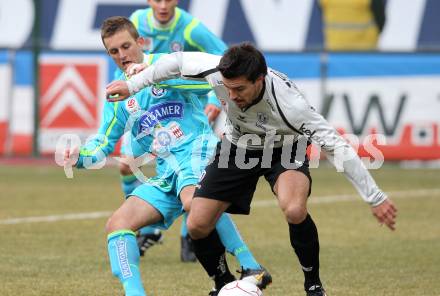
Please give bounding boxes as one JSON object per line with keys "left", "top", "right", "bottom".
{"left": 194, "top": 140, "right": 312, "bottom": 215}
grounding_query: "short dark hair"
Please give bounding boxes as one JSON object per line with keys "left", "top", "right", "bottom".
{"left": 100, "top": 16, "right": 139, "bottom": 45}
{"left": 217, "top": 42, "right": 267, "bottom": 82}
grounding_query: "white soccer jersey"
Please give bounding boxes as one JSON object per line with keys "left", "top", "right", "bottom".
{"left": 128, "top": 52, "right": 388, "bottom": 206}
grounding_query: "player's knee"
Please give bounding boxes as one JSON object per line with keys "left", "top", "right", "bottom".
{"left": 282, "top": 203, "right": 308, "bottom": 224}
{"left": 187, "top": 217, "right": 211, "bottom": 240}
{"left": 119, "top": 162, "right": 132, "bottom": 176}
{"left": 105, "top": 214, "right": 126, "bottom": 234}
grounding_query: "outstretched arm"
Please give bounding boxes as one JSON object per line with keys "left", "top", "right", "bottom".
{"left": 106, "top": 52, "right": 221, "bottom": 100}
{"left": 278, "top": 84, "right": 397, "bottom": 230}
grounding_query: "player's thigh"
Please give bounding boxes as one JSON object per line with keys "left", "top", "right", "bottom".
{"left": 106, "top": 196, "right": 162, "bottom": 233}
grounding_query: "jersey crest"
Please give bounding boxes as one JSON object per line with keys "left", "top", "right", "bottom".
{"left": 152, "top": 121, "right": 186, "bottom": 156}
{"left": 170, "top": 41, "right": 183, "bottom": 52}
{"left": 256, "top": 112, "right": 269, "bottom": 131}
{"left": 143, "top": 37, "right": 153, "bottom": 52}
{"left": 151, "top": 86, "right": 167, "bottom": 98}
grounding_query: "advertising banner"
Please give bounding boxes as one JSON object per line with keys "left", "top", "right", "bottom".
{"left": 322, "top": 54, "right": 440, "bottom": 160}
{"left": 1, "top": 0, "right": 440, "bottom": 52}
{"left": 39, "top": 54, "right": 108, "bottom": 154}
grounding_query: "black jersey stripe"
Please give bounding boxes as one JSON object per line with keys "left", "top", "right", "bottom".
{"left": 183, "top": 67, "right": 219, "bottom": 79}
{"left": 271, "top": 80, "right": 303, "bottom": 135}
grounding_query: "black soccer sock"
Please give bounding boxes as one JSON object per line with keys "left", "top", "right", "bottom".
{"left": 192, "top": 229, "right": 235, "bottom": 290}
{"left": 289, "top": 214, "right": 321, "bottom": 290}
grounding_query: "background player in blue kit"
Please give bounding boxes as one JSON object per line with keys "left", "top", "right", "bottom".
{"left": 63, "top": 17, "right": 271, "bottom": 296}
{"left": 118, "top": 0, "right": 228, "bottom": 260}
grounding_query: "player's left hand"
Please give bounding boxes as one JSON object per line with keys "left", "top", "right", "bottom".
{"left": 371, "top": 198, "right": 397, "bottom": 231}
{"left": 106, "top": 81, "right": 131, "bottom": 102}
{"left": 204, "top": 104, "right": 221, "bottom": 123}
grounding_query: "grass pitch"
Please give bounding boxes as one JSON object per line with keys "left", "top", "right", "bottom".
{"left": 0, "top": 163, "right": 439, "bottom": 295}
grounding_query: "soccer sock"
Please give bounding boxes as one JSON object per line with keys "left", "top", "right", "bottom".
{"left": 120, "top": 174, "right": 142, "bottom": 196}
{"left": 107, "top": 230, "right": 146, "bottom": 296}
{"left": 216, "top": 213, "right": 260, "bottom": 270}
{"left": 192, "top": 230, "right": 236, "bottom": 290}
{"left": 289, "top": 214, "right": 321, "bottom": 290}
{"left": 180, "top": 213, "right": 188, "bottom": 237}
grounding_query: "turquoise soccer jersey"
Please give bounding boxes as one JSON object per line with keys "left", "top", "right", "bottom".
{"left": 76, "top": 80, "right": 217, "bottom": 179}
{"left": 130, "top": 7, "right": 227, "bottom": 55}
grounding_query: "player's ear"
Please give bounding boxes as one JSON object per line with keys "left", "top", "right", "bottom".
{"left": 137, "top": 37, "right": 145, "bottom": 48}
{"left": 255, "top": 75, "right": 265, "bottom": 84}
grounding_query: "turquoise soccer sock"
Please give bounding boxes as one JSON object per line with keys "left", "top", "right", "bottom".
{"left": 180, "top": 213, "right": 188, "bottom": 237}
{"left": 215, "top": 213, "right": 260, "bottom": 270}
{"left": 107, "top": 230, "right": 146, "bottom": 296}
{"left": 121, "top": 174, "right": 142, "bottom": 196}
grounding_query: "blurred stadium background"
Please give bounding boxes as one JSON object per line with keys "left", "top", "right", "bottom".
{"left": 1, "top": 0, "right": 439, "bottom": 295}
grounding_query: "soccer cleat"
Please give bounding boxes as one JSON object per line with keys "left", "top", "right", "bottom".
{"left": 306, "top": 285, "right": 327, "bottom": 296}
{"left": 180, "top": 234, "right": 197, "bottom": 262}
{"left": 237, "top": 266, "right": 273, "bottom": 290}
{"left": 136, "top": 229, "right": 163, "bottom": 256}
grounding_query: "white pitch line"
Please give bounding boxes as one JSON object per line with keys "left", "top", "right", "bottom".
{"left": 0, "top": 211, "right": 112, "bottom": 225}
{"left": 1, "top": 189, "right": 439, "bottom": 225}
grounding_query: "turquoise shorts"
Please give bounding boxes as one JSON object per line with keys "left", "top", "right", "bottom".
{"left": 129, "top": 159, "right": 202, "bottom": 230}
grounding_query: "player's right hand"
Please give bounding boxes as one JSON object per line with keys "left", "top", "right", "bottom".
{"left": 63, "top": 145, "right": 79, "bottom": 167}
{"left": 126, "top": 62, "right": 148, "bottom": 76}
{"left": 371, "top": 198, "right": 397, "bottom": 231}
{"left": 204, "top": 104, "right": 221, "bottom": 123}
{"left": 106, "top": 81, "right": 131, "bottom": 102}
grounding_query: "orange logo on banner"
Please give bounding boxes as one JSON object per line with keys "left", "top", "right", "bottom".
{"left": 40, "top": 63, "right": 100, "bottom": 128}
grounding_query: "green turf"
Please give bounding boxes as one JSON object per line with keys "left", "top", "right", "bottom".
{"left": 0, "top": 164, "right": 439, "bottom": 295}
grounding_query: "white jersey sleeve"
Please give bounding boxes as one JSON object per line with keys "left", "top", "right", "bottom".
{"left": 127, "top": 52, "right": 222, "bottom": 94}
{"left": 273, "top": 78, "right": 387, "bottom": 206}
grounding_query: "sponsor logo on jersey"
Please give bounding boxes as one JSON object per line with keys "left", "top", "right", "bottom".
{"left": 299, "top": 123, "right": 316, "bottom": 137}
{"left": 116, "top": 239, "right": 132, "bottom": 279}
{"left": 138, "top": 102, "right": 183, "bottom": 134}
{"left": 170, "top": 41, "right": 183, "bottom": 52}
{"left": 125, "top": 98, "right": 140, "bottom": 113}
{"left": 151, "top": 86, "right": 167, "bottom": 98}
